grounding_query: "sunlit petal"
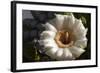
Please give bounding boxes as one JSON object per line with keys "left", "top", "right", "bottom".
{"left": 39, "top": 39, "right": 58, "bottom": 49}
{"left": 49, "top": 14, "right": 64, "bottom": 30}
{"left": 45, "top": 47, "right": 58, "bottom": 59}
{"left": 73, "top": 28, "right": 88, "bottom": 40}
{"left": 62, "top": 48, "right": 75, "bottom": 60}
{"left": 62, "top": 14, "right": 75, "bottom": 31}
{"left": 40, "top": 31, "right": 56, "bottom": 39}
{"left": 74, "top": 37, "right": 87, "bottom": 48}
{"left": 55, "top": 48, "right": 63, "bottom": 60}
{"left": 44, "top": 22, "right": 57, "bottom": 32}
{"left": 69, "top": 46, "right": 85, "bottom": 58}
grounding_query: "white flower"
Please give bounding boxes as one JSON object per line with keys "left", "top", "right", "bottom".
{"left": 39, "top": 13, "right": 88, "bottom": 60}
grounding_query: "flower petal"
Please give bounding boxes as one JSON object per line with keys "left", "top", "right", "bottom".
{"left": 69, "top": 46, "right": 85, "bottom": 58}
{"left": 44, "top": 22, "right": 57, "bottom": 32}
{"left": 73, "top": 28, "right": 88, "bottom": 40}
{"left": 40, "top": 31, "right": 56, "bottom": 39}
{"left": 62, "top": 48, "right": 75, "bottom": 60}
{"left": 55, "top": 48, "right": 64, "bottom": 60}
{"left": 72, "top": 19, "right": 87, "bottom": 40}
{"left": 74, "top": 37, "right": 87, "bottom": 48}
{"left": 39, "top": 39, "right": 58, "bottom": 49}
{"left": 45, "top": 47, "right": 58, "bottom": 59}
{"left": 49, "top": 14, "right": 64, "bottom": 30}
{"left": 62, "top": 14, "right": 75, "bottom": 31}
{"left": 77, "top": 19, "right": 86, "bottom": 31}
{"left": 73, "top": 19, "right": 86, "bottom": 31}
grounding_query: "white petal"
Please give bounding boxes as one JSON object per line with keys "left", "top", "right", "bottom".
{"left": 74, "top": 37, "right": 87, "bottom": 48}
{"left": 49, "top": 14, "right": 64, "bottom": 30}
{"left": 66, "top": 13, "right": 75, "bottom": 25}
{"left": 45, "top": 22, "right": 57, "bottom": 32}
{"left": 45, "top": 47, "right": 58, "bottom": 59}
{"left": 69, "top": 46, "right": 85, "bottom": 58}
{"left": 72, "top": 19, "right": 87, "bottom": 39}
{"left": 73, "top": 28, "right": 88, "bottom": 40}
{"left": 62, "top": 48, "right": 75, "bottom": 60}
{"left": 75, "top": 26, "right": 87, "bottom": 37}
{"left": 39, "top": 39, "right": 58, "bottom": 49}
{"left": 78, "top": 19, "right": 86, "bottom": 31}
{"left": 70, "top": 13, "right": 75, "bottom": 24}
{"left": 55, "top": 48, "right": 63, "bottom": 60}
{"left": 62, "top": 14, "right": 75, "bottom": 31}
{"left": 74, "top": 19, "right": 86, "bottom": 31}
{"left": 40, "top": 31, "right": 56, "bottom": 39}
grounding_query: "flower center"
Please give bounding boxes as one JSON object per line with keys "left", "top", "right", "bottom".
{"left": 55, "top": 30, "right": 73, "bottom": 48}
